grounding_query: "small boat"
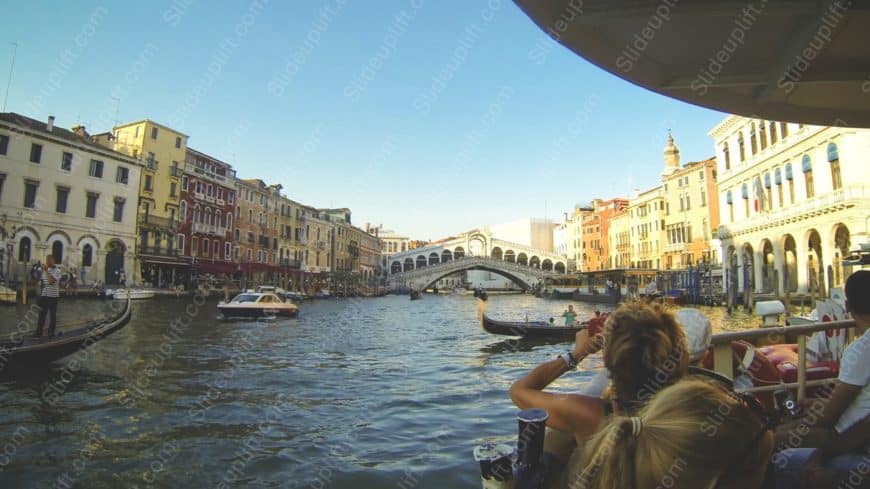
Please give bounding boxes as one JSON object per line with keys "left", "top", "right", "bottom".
{"left": 0, "top": 284, "right": 16, "bottom": 304}
{"left": 481, "top": 313, "right": 607, "bottom": 338}
{"left": 0, "top": 296, "right": 132, "bottom": 370}
{"left": 217, "top": 292, "right": 299, "bottom": 319}
{"left": 313, "top": 290, "right": 331, "bottom": 299}
{"left": 409, "top": 290, "right": 421, "bottom": 300}
{"left": 112, "top": 289, "right": 156, "bottom": 300}
{"left": 473, "top": 288, "right": 488, "bottom": 301}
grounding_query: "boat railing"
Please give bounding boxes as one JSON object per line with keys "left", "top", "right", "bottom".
{"left": 710, "top": 318, "right": 857, "bottom": 401}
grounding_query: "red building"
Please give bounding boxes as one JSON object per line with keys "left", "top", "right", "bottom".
{"left": 178, "top": 148, "right": 237, "bottom": 277}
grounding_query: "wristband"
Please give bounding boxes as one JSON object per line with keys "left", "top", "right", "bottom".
{"left": 560, "top": 351, "right": 577, "bottom": 369}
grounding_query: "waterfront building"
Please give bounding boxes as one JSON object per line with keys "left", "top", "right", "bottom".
{"left": 275, "top": 194, "right": 304, "bottom": 290}
{"left": 608, "top": 207, "right": 631, "bottom": 268}
{"left": 628, "top": 186, "right": 666, "bottom": 269}
{"left": 300, "top": 205, "right": 333, "bottom": 275}
{"left": 660, "top": 135, "right": 721, "bottom": 269}
{"left": 555, "top": 205, "right": 592, "bottom": 271}
{"left": 355, "top": 225, "right": 382, "bottom": 291}
{"left": 0, "top": 113, "right": 142, "bottom": 285}
{"left": 712, "top": 117, "right": 870, "bottom": 298}
{"left": 365, "top": 224, "right": 410, "bottom": 255}
{"left": 178, "top": 148, "right": 237, "bottom": 280}
{"left": 582, "top": 198, "right": 629, "bottom": 272}
{"left": 234, "top": 178, "right": 282, "bottom": 286}
{"left": 488, "top": 218, "right": 555, "bottom": 252}
{"left": 94, "top": 119, "right": 189, "bottom": 286}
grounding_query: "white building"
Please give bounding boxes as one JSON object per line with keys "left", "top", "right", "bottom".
{"left": 487, "top": 218, "right": 555, "bottom": 251}
{"left": 0, "top": 113, "right": 143, "bottom": 285}
{"left": 711, "top": 117, "right": 870, "bottom": 298}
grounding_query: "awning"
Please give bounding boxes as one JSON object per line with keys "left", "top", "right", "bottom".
{"left": 513, "top": 1, "right": 870, "bottom": 127}
{"left": 140, "top": 257, "right": 191, "bottom": 267}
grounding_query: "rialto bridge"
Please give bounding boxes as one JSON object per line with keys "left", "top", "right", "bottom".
{"left": 383, "top": 230, "right": 570, "bottom": 291}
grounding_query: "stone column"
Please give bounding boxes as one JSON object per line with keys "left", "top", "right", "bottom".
{"left": 796, "top": 246, "right": 809, "bottom": 294}
{"left": 773, "top": 245, "right": 786, "bottom": 296}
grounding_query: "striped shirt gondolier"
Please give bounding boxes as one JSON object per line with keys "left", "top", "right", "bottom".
{"left": 41, "top": 266, "right": 61, "bottom": 298}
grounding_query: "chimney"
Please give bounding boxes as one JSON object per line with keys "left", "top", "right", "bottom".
{"left": 46, "top": 116, "right": 55, "bottom": 132}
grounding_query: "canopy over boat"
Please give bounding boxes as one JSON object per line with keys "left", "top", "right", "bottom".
{"left": 514, "top": 1, "right": 870, "bottom": 127}
{"left": 0, "top": 296, "right": 132, "bottom": 371}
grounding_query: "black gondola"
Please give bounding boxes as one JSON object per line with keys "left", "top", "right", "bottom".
{"left": 0, "top": 296, "right": 132, "bottom": 370}
{"left": 480, "top": 313, "right": 587, "bottom": 338}
{"left": 410, "top": 290, "right": 421, "bottom": 300}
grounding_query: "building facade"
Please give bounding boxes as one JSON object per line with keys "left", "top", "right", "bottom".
{"left": 712, "top": 116, "right": 870, "bottom": 298}
{"left": 628, "top": 186, "right": 666, "bottom": 269}
{"left": 660, "top": 135, "right": 721, "bottom": 269}
{"left": 0, "top": 113, "right": 142, "bottom": 286}
{"left": 179, "top": 148, "right": 237, "bottom": 279}
{"left": 95, "top": 119, "right": 189, "bottom": 286}
{"left": 234, "top": 179, "right": 282, "bottom": 286}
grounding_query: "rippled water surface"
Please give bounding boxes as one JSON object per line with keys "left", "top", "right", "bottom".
{"left": 0, "top": 294, "right": 758, "bottom": 488}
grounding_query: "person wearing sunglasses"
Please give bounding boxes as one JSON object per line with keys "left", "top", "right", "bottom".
{"left": 570, "top": 378, "right": 775, "bottom": 489}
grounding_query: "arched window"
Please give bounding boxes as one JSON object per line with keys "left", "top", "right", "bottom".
{"left": 737, "top": 133, "right": 746, "bottom": 161}
{"left": 769, "top": 121, "right": 778, "bottom": 144}
{"left": 82, "top": 244, "right": 93, "bottom": 266}
{"left": 828, "top": 143, "right": 842, "bottom": 190}
{"left": 749, "top": 123, "right": 758, "bottom": 154}
{"left": 248, "top": 209, "right": 253, "bottom": 224}
{"left": 216, "top": 210, "right": 222, "bottom": 227}
{"left": 205, "top": 208, "right": 212, "bottom": 226}
{"left": 785, "top": 162, "right": 795, "bottom": 204}
{"left": 759, "top": 123, "right": 767, "bottom": 150}
{"left": 51, "top": 240, "right": 64, "bottom": 263}
{"left": 180, "top": 201, "right": 187, "bottom": 220}
{"left": 726, "top": 190, "right": 734, "bottom": 222}
{"left": 802, "top": 155, "right": 814, "bottom": 199}
{"left": 226, "top": 213, "right": 233, "bottom": 229}
{"left": 722, "top": 142, "right": 730, "bottom": 170}
{"left": 194, "top": 206, "right": 200, "bottom": 223}
{"left": 18, "top": 237, "right": 31, "bottom": 262}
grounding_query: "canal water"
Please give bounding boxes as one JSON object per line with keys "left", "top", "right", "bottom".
{"left": 0, "top": 294, "right": 757, "bottom": 488}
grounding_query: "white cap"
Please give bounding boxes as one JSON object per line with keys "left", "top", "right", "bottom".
{"left": 675, "top": 308, "right": 713, "bottom": 362}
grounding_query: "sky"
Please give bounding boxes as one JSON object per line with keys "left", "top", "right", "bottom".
{"left": 2, "top": 0, "right": 728, "bottom": 240}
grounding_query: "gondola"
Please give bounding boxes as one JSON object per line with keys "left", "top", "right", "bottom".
{"left": 481, "top": 313, "right": 588, "bottom": 338}
{"left": 409, "top": 290, "right": 421, "bottom": 300}
{"left": 0, "top": 296, "right": 132, "bottom": 370}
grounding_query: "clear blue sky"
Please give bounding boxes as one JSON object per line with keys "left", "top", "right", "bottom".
{"left": 2, "top": 0, "right": 727, "bottom": 240}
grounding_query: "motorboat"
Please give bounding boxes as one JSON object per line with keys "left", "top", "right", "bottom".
{"left": 112, "top": 289, "right": 156, "bottom": 300}
{"left": 217, "top": 292, "right": 299, "bottom": 319}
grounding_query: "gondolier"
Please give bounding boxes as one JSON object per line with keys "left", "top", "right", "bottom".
{"left": 35, "top": 254, "right": 62, "bottom": 337}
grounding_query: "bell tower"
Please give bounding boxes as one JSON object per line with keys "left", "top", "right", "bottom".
{"left": 663, "top": 131, "right": 681, "bottom": 176}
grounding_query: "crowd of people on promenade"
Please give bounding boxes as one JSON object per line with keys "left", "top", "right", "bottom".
{"left": 510, "top": 269, "right": 870, "bottom": 489}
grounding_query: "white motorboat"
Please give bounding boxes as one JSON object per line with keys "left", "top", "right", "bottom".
{"left": 217, "top": 292, "right": 299, "bottom": 319}
{"left": 112, "top": 289, "right": 156, "bottom": 300}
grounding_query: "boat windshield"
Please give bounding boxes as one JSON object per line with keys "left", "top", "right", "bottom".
{"left": 232, "top": 294, "right": 259, "bottom": 303}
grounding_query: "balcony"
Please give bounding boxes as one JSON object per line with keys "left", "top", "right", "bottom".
{"left": 193, "top": 222, "right": 228, "bottom": 236}
{"left": 138, "top": 246, "right": 179, "bottom": 257}
{"left": 296, "top": 236, "right": 308, "bottom": 245}
{"left": 719, "top": 184, "right": 869, "bottom": 239}
{"left": 145, "top": 159, "right": 159, "bottom": 171}
{"left": 138, "top": 213, "right": 178, "bottom": 231}
{"left": 170, "top": 167, "right": 181, "bottom": 177}
{"left": 279, "top": 259, "right": 302, "bottom": 269}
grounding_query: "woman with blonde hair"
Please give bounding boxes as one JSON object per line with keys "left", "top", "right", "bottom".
{"left": 510, "top": 300, "right": 689, "bottom": 442}
{"left": 571, "top": 379, "right": 774, "bottom": 489}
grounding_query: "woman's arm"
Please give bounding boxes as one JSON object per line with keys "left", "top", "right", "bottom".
{"left": 509, "top": 330, "right": 605, "bottom": 438}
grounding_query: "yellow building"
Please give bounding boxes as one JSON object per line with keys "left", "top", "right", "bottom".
{"left": 628, "top": 186, "right": 666, "bottom": 269}
{"left": 608, "top": 208, "right": 631, "bottom": 268}
{"left": 660, "top": 135, "right": 720, "bottom": 269}
{"left": 94, "top": 120, "right": 189, "bottom": 286}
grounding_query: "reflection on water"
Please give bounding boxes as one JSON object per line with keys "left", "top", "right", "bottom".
{"left": 0, "top": 294, "right": 760, "bottom": 488}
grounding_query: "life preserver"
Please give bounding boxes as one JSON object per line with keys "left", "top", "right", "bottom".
{"left": 701, "top": 340, "right": 781, "bottom": 410}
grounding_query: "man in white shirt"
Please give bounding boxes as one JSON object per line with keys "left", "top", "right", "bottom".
{"left": 773, "top": 269, "right": 870, "bottom": 488}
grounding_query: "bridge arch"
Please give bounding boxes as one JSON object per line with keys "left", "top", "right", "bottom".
{"left": 403, "top": 257, "right": 414, "bottom": 272}
{"left": 417, "top": 265, "right": 533, "bottom": 291}
{"left": 454, "top": 246, "right": 465, "bottom": 258}
{"left": 391, "top": 261, "right": 401, "bottom": 274}
{"left": 441, "top": 249, "right": 453, "bottom": 262}
{"left": 542, "top": 259, "right": 553, "bottom": 271}
{"left": 492, "top": 247, "right": 503, "bottom": 260}
{"left": 517, "top": 253, "right": 528, "bottom": 265}
{"left": 416, "top": 255, "right": 428, "bottom": 269}
{"left": 529, "top": 256, "right": 541, "bottom": 268}
{"left": 555, "top": 262, "right": 566, "bottom": 273}
{"left": 429, "top": 252, "right": 440, "bottom": 266}
{"left": 504, "top": 250, "right": 515, "bottom": 263}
